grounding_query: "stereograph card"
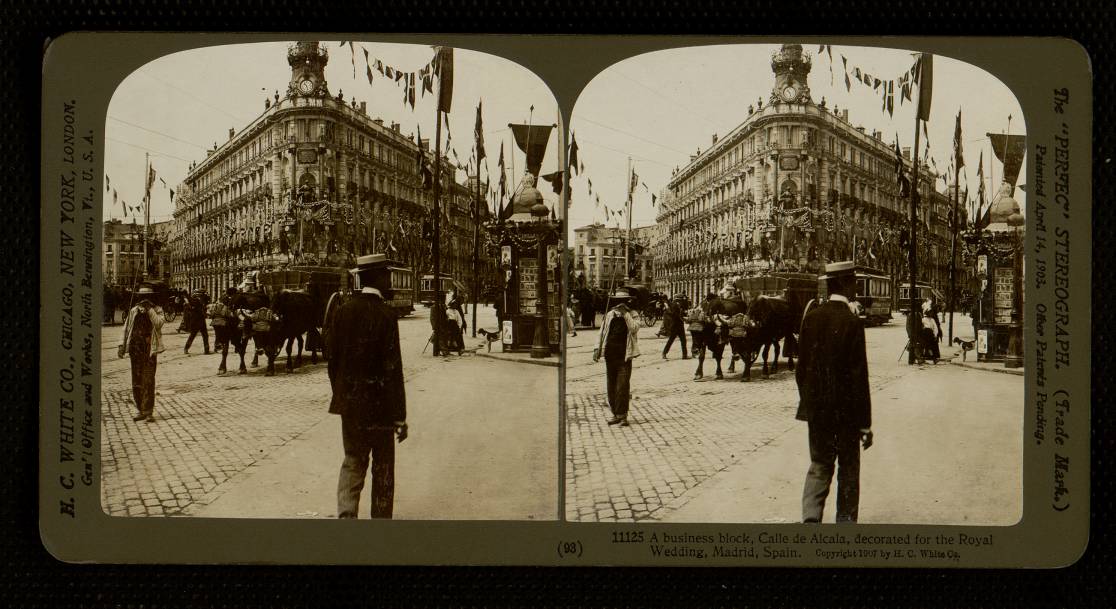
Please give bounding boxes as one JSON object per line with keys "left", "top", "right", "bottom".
{"left": 38, "top": 34, "right": 1090, "bottom": 567}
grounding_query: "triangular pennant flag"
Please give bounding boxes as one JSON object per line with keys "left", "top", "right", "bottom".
{"left": 842, "top": 55, "right": 851, "bottom": 91}
{"left": 473, "top": 100, "right": 486, "bottom": 165}
{"left": 568, "top": 132, "right": 579, "bottom": 176}
{"left": 105, "top": 175, "right": 110, "bottom": 192}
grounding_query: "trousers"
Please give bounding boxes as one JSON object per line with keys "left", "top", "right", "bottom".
{"left": 605, "top": 358, "right": 632, "bottom": 418}
{"left": 185, "top": 326, "right": 210, "bottom": 353}
{"left": 337, "top": 416, "right": 396, "bottom": 519}
{"left": 129, "top": 352, "right": 158, "bottom": 416}
{"left": 802, "top": 422, "right": 862, "bottom": 523}
{"left": 662, "top": 327, "right": 688, "bottom": 357}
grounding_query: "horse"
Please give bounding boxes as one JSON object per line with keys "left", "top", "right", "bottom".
{"left": 208, "top": 302, "right": 248, "bottom": 375}
{"left": 734, "top": 296, "right": 799, "bottom": 381}
{"left": 270, "top": 289, "right": 324, "bottom": 373}
{"left": 688, "top": 296, "right": 747, "bottom": 380}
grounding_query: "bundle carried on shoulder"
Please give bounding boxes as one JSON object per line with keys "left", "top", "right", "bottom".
{"left": 250, "top": 308, "right": 278, "bottom": 333}
{"left": 685, "top": 307, "right": 708, "bottom": 331}
{"left": 207, "top": 303, "right": 231, "bottom": 326}
{"left": 727, "top": 313, "right": 753, "bottom": 337}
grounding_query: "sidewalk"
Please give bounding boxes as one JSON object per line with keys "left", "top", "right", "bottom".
{"left": 186, "top": 352, "right": 558, "bottom": 520}
{"left": 660, "top": 355, "right": 1024, "bottom": 525}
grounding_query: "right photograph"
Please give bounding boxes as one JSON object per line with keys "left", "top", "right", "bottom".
{"left": 564, "top": 43, "right": 1026, "bottom": 525}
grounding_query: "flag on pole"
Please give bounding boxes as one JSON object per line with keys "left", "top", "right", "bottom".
{"left": 917, "top": 53, "right": 934, "bottom": 122}
{"left": 894, "top": 135, "right": 910, "bottom": 198}
{"left": 954, "top": 108, "right": 965, "bottom": 171}
{"left": 497, "top": 142, "right": 506, "bottom": 197}
{"left": 475, "top": 100, "right": 486, "bottom": 164}
{"left": 436, "top": 46, "right": 454, "bottom": 114}
{"left": 629, "top": 169, "right": 639, "bottom": 195}
{"left": 106, "top": 175, "right": 110, "bottom": 192}
{"left": 569, "top": 132, "right": 579, "bottom": 175}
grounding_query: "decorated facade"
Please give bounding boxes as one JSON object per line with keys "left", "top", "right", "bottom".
{"left": 169, "top": 41, "right": 491, "bottom": 295}
{"left": 654, "top": 44, "right": 963, "bottom": 304}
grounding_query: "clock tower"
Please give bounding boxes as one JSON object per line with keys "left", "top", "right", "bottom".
{"left": 770, "top": 44, "right": 812, "bottom": 105}
{"left": 287, "top": 41, "right": 329, "bottom": 98}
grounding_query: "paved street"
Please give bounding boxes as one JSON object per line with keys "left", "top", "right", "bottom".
{"left": 565, "top": 313, "right": 1023, "bottom": 524}
{"left": 101, "top": 305, "right": 558, "bottom": 520}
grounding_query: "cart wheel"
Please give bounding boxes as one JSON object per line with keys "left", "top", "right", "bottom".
{"left": 165, "top": 310, "right": 177, "bottom": 323}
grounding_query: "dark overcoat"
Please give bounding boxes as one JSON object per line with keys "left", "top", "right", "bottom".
{"left": 327, "top": 292, "right": 406, "bottom": 426}
{"left": 794, "top": 300, "right": 871, "bottom": 430}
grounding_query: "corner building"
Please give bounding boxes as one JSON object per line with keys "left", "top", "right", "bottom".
{"left": 170, "top": 41, "right": 490, "bottom": 295}
{"left": 656, "top": 44, "right": 959, "bottom": 304}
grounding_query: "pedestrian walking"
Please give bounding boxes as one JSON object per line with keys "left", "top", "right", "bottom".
{"left": 593, "top": 287, "right": 640, "bottom": 427}
{"left": 566, "top": 295, "right": 578, "bottom": 338}
{"left": 117, "top": 285, "right": 166, "bottom": 423}
{"left": 182, "top": 289, "right": 211, "bottom": 355}
{"left": 327, "top": 254, "right": 408, "bottom": 519}
{"left": 661, "top": 294, "right": 689, "bottom": 360}
{"left": 795, "top": 261, "right": 873, "bottom": 523}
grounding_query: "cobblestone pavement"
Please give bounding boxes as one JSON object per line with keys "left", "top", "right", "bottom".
{"left": 101, "top": 306, "right": 499, "bottom": 517}
{"left": 564, "top": 317, "right": 932, "bottom": 522}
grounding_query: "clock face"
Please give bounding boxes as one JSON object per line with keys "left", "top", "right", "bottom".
{"left": 299, "top": 79, "right": 315, "bottom": 94}
{"left": 782, "top": 86, "right": 798, "bottom": 101}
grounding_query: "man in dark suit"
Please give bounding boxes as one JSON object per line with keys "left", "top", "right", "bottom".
{"left": 328, "top": 254, "right": 408, "bottom": 519}
{"left": 795, "top": 261, "right": 873, "bottom": 523}
{"left": 661, "top": 294, "right": 689, "bottom": 360}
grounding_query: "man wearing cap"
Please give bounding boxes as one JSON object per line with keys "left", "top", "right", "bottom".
{"left": 328, "top": 254, "right": 408, "bottom": 518}
{"left": 661, "top": 294, "right": 689, "bottom": 360}
{"left": 795, "top": 261, "right": 873, "bottom": 523}
{"left": 593, "top": 288, "right": 640, "bottom": 426}
{"left": 117, "top": 286, "right": 166, "bottom": 423}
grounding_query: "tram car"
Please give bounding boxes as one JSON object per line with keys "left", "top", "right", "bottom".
{"left": 419, "top": 273, "right": 463, "bottom": 307}
{"left": 897, "top": 281, "right": 944, "bottom": 314}
{"left": 352, "top": 264, "right": 415, "bottom": 317}
{"left": 816, "top": 266, "right": 893, "bottom": 326}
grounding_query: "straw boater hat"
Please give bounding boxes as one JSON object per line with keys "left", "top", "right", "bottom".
{"left": 820, "top": 260, "right": 856, "bottom": 280}
{"left": 352, "top": 253, "right": 395, "bottom": 274}
{"left": 610, "top": 287, "right": 634, "bottom": 302}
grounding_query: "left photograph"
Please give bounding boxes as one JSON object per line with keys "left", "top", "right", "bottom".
{"left": 100, "top": 40, "right": 562, "bottom": 520}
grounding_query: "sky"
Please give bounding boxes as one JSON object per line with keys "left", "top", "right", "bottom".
{"left": 567, "top": 43, "right": 1026, "bottom": 238}
{"left": 104, "top": 40, "right": 563, "bottom": 225}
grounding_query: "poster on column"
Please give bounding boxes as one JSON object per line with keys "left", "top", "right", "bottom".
{"left": 38, "top": 34, "right": 1091, "bottom": 570}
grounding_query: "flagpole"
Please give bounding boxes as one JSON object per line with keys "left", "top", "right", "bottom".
{"left": 432, "top": 49, "right": 444, "bottom": 357}
{"left": 948, "top": 112, "right": 962, "bottom": 342}
{"left": 142, "top": 152, "right": 149, "bottom": 281}
{"left": 472, "top": 153, "right": 481, "bottom": 338}
{"left": 625, "top": 157, "right": 632, "bottom": 281}
{"left": 907, "top": 56, "right": 923, "bottom": 365}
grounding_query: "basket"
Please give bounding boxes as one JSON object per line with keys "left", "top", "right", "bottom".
{"left": 729, "top": 326, "right": 748, "bottom": 338}
{"left": 687, "top": 322, "right": 706, "bottom": 332}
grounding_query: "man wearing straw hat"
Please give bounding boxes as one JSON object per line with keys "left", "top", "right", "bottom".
{"left": 116, "top": 285, "right": 166, "bottom": 423}
{"left": 795, "top": 261, "right": 873, "bottom": 523}
{"left": 328, "top": 254, "right": 408, "bottom": 519}
{"left": 593, "top": 287, "right": 641, "bottom": 427}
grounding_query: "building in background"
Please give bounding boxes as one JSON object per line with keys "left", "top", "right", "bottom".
{"left": 169, "top": 41, "right": 491, "bottom": 295}
{"left": 104, "top": 218, "right": 173, "bottom": 288}
{"left": 655, "top": 44, "right": 963, "bottom": 304}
